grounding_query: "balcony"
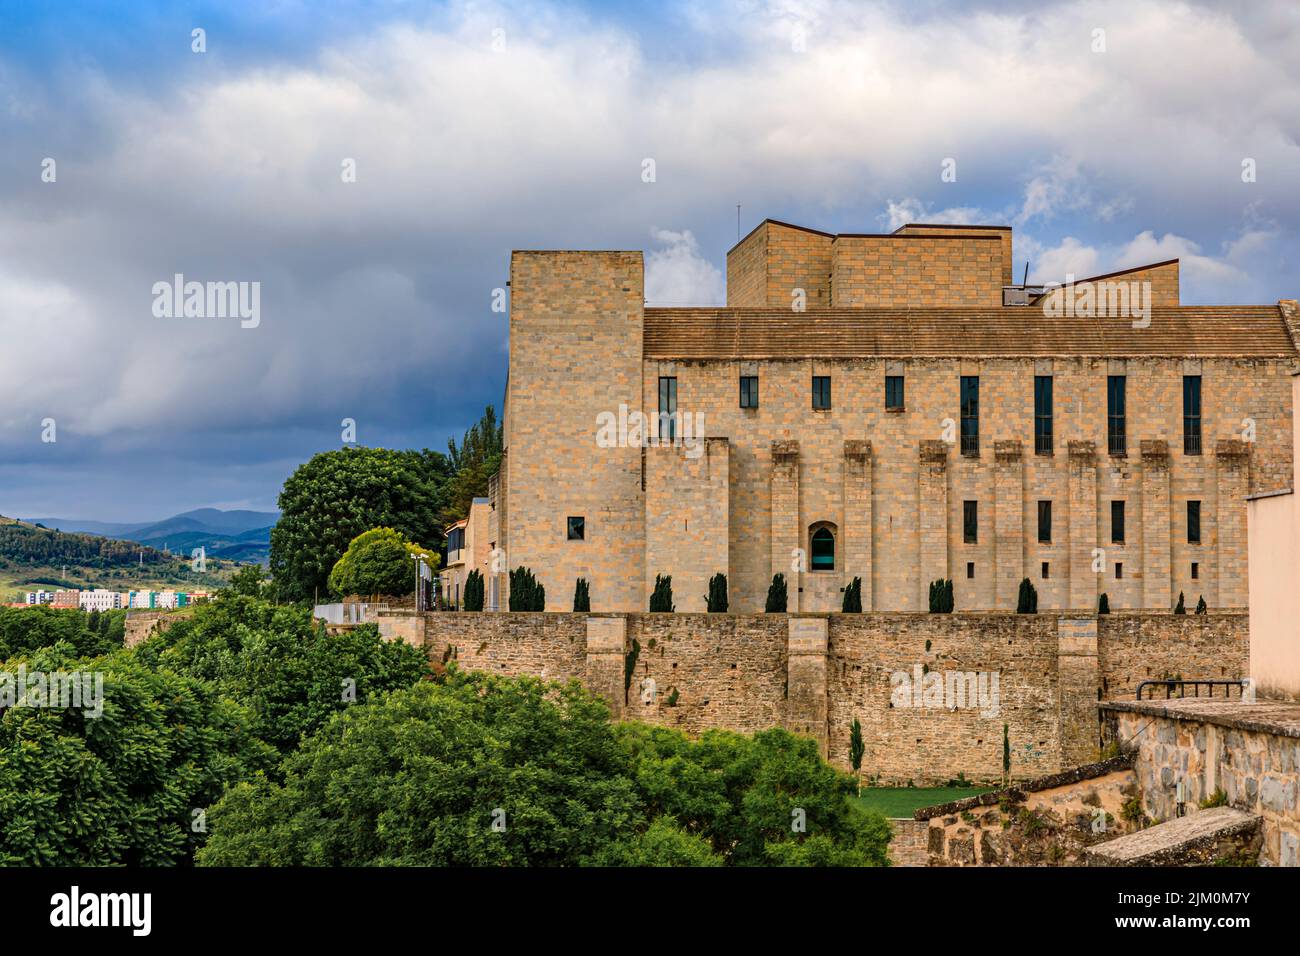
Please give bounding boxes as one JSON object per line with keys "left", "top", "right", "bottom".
{"left": 1108, "top": 432, "right": 1127, "bottom": 457}
{"left": 960, "top": 433, "right": 980, "bottom": 457}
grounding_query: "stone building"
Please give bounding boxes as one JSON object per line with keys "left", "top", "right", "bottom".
{"left": 439, "top": 497, "right": 492, "bottom": 610}
{"left": 494, "top": 219, "right": 1300, "bottom": 613}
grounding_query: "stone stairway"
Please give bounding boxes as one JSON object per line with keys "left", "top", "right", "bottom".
{"left": 1084, "top": 806, "right": 1262, "bottom": 867}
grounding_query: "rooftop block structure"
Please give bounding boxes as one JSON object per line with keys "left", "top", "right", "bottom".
{"left": 495, "top": 219, "right": 1299, "bottom": 613}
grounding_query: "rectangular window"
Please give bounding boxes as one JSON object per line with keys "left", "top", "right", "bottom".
{"left": 963, "top": 500, "right": 978, "bottom": 544}
{"left": 1042, "top": 561, "right": 1050, "bottom": 579}
{"left": 965, "top": 562, "right": 975, "bottom": 579}
{"left": 885, "top": 375, "right": 905, "bottom": 410}
{"left": 812, "top": 375, "right": 831, "bottom": 410}
{"left": 1107, "top": 375, "right": 1127, "bottom": 456}
{"left": 1111, "top": 500, "right": 1126, "bottom": 544}
{"left": 739, "top": 375, "right": 758, "bottom": 409}
{"left": 1034, "top": 375, "right": 1053, "bottom": 455}
{"left": 1115, "top": 562, "right": 1123, "bottom": 579}
{"left": 960, "top": 376, "right": 979, "bottom": 456}
{"left": 1191, "top": 562, "right": 1199, "bottom": 580}
{"left": 1184, "top": 376, "right": 1202, "bottom": 455}
{"left": 658, "top": 376, "right": 677, "bottom": 441}
{"left": 566, "top": 516, "right": 585, "bottom": 540}
{"left": 1037, "top": 500, "right": 1052, "bottom": 544}
{"left": 1187, "top": 500, "right": 1201, "bottom": 544}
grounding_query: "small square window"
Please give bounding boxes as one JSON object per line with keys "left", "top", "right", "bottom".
{"left": 740, "top": 375, "right": 759, "bottom": 409}
{"left": 566, "top": 516, "right": 585, "bottom": 540}
{"left": 966, "top": 562, "right": 975, "bottom": 579}
{"left": 812, "top": 376, "right": 832, "bottom": 410}
{"left": 1191, "top": 562, "right": 1199, "bottom": 580}
{"left": 1115, "top": 562, "right": 1123, "bottom": 580}
{"left": 1041, "top": 561, "right": 1050, "bottom": 579}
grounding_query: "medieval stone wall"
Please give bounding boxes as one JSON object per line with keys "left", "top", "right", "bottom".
{"left": 414, "top": 610, "right": 1247, "bottom": 786}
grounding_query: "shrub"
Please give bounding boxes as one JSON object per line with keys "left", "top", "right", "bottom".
{"left": 509, "top": 567, "right": 545, "bottom": 611}
{"left": 649, "top": 574, "right": 675, "bottom": 612}
{"left": 928, "top": 579, "right": 954, "bottom": 613}
{"left": 849, "top": 718, "right": 865, "bottom": 785}
{"left": 765, "top": 574, "right": 788, "bottom": 613}
{"left": 1016, "top": 578, "right": 1038, "bottom": 614}
{"left": 462, "top": 569, "right": 485, "bottom": 611}
{"left": 842, "top": 577, "right": 863, "bottom": 613}
{"left": 573, "top": 578, "right": 591, "bottom": 612}
{"left": 705, "top": 573, "right": 728, "bottom": 613}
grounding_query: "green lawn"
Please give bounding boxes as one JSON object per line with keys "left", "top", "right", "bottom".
{"left": 852, "top": 786, "right": 993, "bottom": 818}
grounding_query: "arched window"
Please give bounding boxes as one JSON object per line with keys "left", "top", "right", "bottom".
{"left": 810, "top": 527, "right": 835, "bottom": 571}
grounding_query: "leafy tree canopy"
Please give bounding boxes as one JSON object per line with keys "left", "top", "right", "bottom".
{"left": 327, "top": 527, "right": 436, "bottom": 600}
{"left": 269, "top": 447, "right": 451, "bottom": 603}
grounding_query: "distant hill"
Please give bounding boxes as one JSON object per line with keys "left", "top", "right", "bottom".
{"left": 0, "top": 515, "right": 236, "bottom": 597}
{"left": 25, "top": 508, "right": 278, "bottom": 565}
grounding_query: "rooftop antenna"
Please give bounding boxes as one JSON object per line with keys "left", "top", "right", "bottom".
{"left": 736, "top": 204, "right": 741, "bottom": 242}
{"left": 1023, "top": 261, "right": 1030, "bottom": 287}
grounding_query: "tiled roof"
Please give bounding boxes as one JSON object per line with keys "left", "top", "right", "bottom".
{"left": 643, "top": 306, "right": 1299, "bottom": 359}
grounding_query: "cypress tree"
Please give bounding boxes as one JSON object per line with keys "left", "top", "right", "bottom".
{"left": 1016, "top": 578, "right": 1038, "bottom": 614}
{"left": 765, "top": 573, "right": 787, "bottom": 613}
{"left": 1098, "top": 592, "right": 1110, "bottom": 614}
{"left": 573, "top": 577, "right": 590, "bottom": 612}
{"left": 1174, "top": 591, "right": 1186, "bottom": 614}
{"left": 705, "top": 573, "right": 728, "bottom": 612}
{"left": 1195, "top": 595, "right": 1207, "bottom": 615}
{"left": 649, "top": 574, "right": 675, "bottom": 612}
{"left": 842, "top": 576, "right": 863, "bottom": 613}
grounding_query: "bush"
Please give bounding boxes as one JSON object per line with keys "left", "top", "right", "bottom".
{"left": 765, "top": 574, "right": 788, "bottom": 613}
{"left": 705, "top": 573, "right": 728, "bottom": 613}
{"left": 928, "top": 579, "right": 954, "bottom": 613}
{"left": 573, "top": 578, "right": 590, "bottom": 612}
{"left": 509, "top": 567, "right": 545, "bottom": 611}
{"left": 198, "top": 670, "right": 891, "bottom": 867}
{"left": 328, "top": 527, "right": 435, "bottom": 599}
{"left": 0, "top": 643, "right": 275, "bottom": 865}
{"left": 0, "top": 606, "right": 122, "bottom": 660}
{"left": 649, "top": 574, "right": 674, "bottom": 612}
{"left": 462, "top": 569, "right": 485, "bottom": 611}
{"left": 842, "top": 577, "right": 863, "bottom": 613}
{"left": 1016, "top": 578, "right": 1038, "bottom": 614}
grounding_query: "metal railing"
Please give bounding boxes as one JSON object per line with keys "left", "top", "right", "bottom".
{"left": 960, "top": 433, "right": 980, "bottom": 457}
{"left": 1108, "top": 432, "right": 1127, "bottom": 457}
{"left": 1184, "top": 430, "right": 1202, "bottom": 455}
{"left": 1135, "top": 679, "right": 1250, "bottom": 701}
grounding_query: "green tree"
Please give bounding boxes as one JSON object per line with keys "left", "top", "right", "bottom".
{"left": 929, "top": 579, "right": 954, "bottom": 613}
{"left": 226, "top": 564, "right": 268, "bottom": 598}
{"left": 842, "top": 577, "right": 863, "bottom": 613}
{"left": 765, "top": 574, "right": 788, "bottom": 613}
{"left": 1195, "top": 595, "right": 1207, "bottom": 614}
{"left": 462, "top": 569, "right": 485, "bottom": 611}
{"left": 649, "top": 574, "right": 674, "bottom": 612}
{"left": 1174, "top": 591, "right": 1186, "bottom": 614}
{"left": 443, "top": 406, "right": 503, "bottom": 525}
{"left": 197, "top": 671, "right": 641, "bottom": 866}
{"left": 1098, "top": 593, "right": 1111, "bottom": 614}
{"left": 705, "top": 573, "right": 728, "bottom": 613}
{"left": 508, "top": 567, "right": 545, "bottom": 611}
{"left": 849, "top": 718, "right": 865, "bottom": 792}
{"left": 327, "top": 527, "right": 436, "bottom": 599}
{"left": 1016, "top": 578, "right": 1038, "bottom": 614}
{"left": 144, "top": 595, "right": 428, "bottom": 754}
{"left": 573, "top": 578, "right": 590, "bottom": 612}
{"left": 0, "top": 643, "right": 275, "bottom": 865}
{"left": 269, "top": 447, "right": 450, "bottom": 603}
{"left": 0, "top": 606, "right": 120, "bottom": 659}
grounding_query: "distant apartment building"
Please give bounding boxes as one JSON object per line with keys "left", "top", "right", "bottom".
{"left": 79, "top": 589, "right": 124, "bottom": 612}
{"left": 495, "top": 218, "right": 1299, "bottom": 612}
{"left": 51, "top": 590, "right": 80, "bottom": 608}
{"left": 24, "top": 590, "right": 55, "bottom": 605}
{"left": 439, "top": 498, "right": 493, "bottom": 610}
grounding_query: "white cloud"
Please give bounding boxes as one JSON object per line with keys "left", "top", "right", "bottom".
{"left": 645, "top": 229, "right": 725, "bottom": 306}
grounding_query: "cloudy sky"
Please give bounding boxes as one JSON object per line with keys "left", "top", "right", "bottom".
{"left": 1, "top": 0, "right": 1297, "bottom": 520}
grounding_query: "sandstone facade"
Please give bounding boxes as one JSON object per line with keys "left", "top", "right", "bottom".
{"left": 498, "top": 219, "right": 1299, "bottom": 614}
